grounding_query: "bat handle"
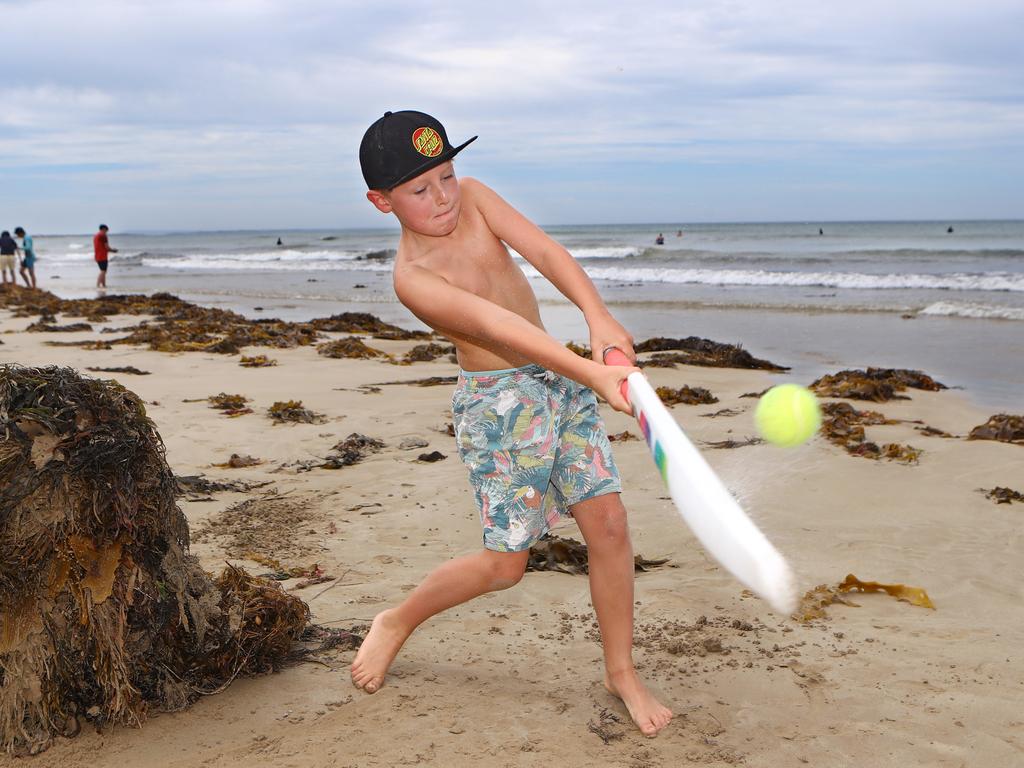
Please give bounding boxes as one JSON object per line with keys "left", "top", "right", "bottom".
{"left": 602, "top": 346, "right": 633, "bottom": 402}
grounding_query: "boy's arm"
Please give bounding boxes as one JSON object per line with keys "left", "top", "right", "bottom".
{"left": 468, "top": 179, "right": 635, "bottom": 363}
{"left": 395, "top": 266, "right": 637, "bottom": 413}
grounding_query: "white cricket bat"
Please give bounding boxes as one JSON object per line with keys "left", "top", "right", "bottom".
{"left": 605, "top": 347, "right": 797, "bottom": 614}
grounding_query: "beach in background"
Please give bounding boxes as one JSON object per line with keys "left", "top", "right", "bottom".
{"left": 25, "top": 219, "right": 1024, "bottom": 409}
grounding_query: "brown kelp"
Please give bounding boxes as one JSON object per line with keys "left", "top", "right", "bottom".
{"left": 811, "top": 368, "right": 946, "bottom": 402}
{"left": 267, "top": 400, "right": 326, "bottom": 424}
{"left": 819, "top": 401, "right": 921, "bottom": 463}
{"left": 0, "top": 288, "right": 426, "bottom": 356}
{"left": 968, "top": 414, "right": 1024, "bottom": 445}
{"left": 634, "top": 337, "right": 788, "bottom": 371}
{"left": 0, "top": 365, "right": 309, "bottom": 754}
{"left": 317, "top": 336, "right": 389, "bottom": 360}
{"left": 527, "top": 535, "right": 669, "bottom": 576}
{"left": 655, "top": 385, "right": 719, "bottom": 406}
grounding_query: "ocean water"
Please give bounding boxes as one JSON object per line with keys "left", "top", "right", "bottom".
{"left": 18, "top": 220, "right": 1024, "bottom": 409}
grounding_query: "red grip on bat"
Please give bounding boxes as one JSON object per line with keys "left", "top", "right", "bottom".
{"left": 602, "top": 347, "right": 633, "bottom": 401}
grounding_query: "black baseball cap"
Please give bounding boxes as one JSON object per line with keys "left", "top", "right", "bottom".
{"left": 359, "top": 110, "right": 477, "bottom": 190}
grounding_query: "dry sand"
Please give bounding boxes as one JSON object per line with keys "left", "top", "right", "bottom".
{"left": 1, "top": 307, "right": 1022, "bottom": 768}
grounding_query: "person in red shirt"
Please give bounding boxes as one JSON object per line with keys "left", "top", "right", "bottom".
{"left": 93, "top": 224, "right": 118, "bottom": 288}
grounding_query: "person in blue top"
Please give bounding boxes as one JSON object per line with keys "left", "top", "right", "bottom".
{"left": 14, "top": 228, "right": 37, "bottom": 288}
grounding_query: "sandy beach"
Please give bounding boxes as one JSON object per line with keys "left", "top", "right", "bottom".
{"left": 1, "top": 296, "right": 1022, "bottom": 768}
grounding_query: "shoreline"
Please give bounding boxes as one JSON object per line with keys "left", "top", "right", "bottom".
{"left": 2, "top": 291, "right": 1023, "bottom": 765}
{"left": 5, "top": 279, "right": 1022, "bottom": 411}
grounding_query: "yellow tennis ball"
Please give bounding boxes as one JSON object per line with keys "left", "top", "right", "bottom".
{"left": 755, "top": 384, "right": 821, "bottom": 447}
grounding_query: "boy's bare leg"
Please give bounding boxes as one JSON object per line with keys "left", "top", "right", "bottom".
{"left": 351, "top": 548, "right": 529, "bottom": 693}
{"left": 571, "top": 493, "right": 673, "bottom": 737}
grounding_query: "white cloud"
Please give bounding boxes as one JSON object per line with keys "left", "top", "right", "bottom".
{"left": 1, "top": 0, "right": 1022, "bottom": 228}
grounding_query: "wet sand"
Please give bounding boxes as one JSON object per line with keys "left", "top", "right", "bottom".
{"left": 2, "top": 306, "right": 1022, "bottom": 767}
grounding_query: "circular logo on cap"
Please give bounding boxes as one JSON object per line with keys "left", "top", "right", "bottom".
{"left": 411, "top": 127, "right": 444, "bottom": 158}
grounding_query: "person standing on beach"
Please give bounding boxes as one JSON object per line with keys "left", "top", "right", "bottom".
{"left": 351, "top": 110, "right": 672, "bottom": 737}
{"left": 0, "top": 230, "right": 19, "bottom": 286}
{"left": 93, "top": 224, "right": 117, "bottom": 288}
{"left": 14, "top": 227, "right": 37, "bottom": 288}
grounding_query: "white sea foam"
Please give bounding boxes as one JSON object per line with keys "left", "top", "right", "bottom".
{"left": 570, "top": 246, "right": 641, "bottom": 259}
{"left": 578, "top": 266, "right": 1024, "bottom": 292}
{"left": 142, "top": 254, "right": 391, "bottom": 272}
{"left": 918, "top": 301, "right": 1024, "bottom": 321}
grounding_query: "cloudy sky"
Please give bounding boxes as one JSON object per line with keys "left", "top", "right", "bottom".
{"left": 2, "top": 0, "right": 1022, "bottom": 232}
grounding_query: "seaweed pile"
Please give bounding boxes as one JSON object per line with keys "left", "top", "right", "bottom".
{"left": 239, "top": 355, "right": 276, "bottom": 368}
{"left": 0, "top": 366, "right": 310, "bottom": 754}
{"left": 819, "top": 401, "right": 921, "bottom": 463}
{"left": 635, "top": 337, "right": 787, "bottom": 371}
{"left": 309, "top": 312, "right": 430, "bottom": 340}
{"left": 655, "top": 385, "right": 719, "bottom": 406}
{"left": 317, "top": 337, "right": 389, "bottom": 360}
{"left": 811, "top": 368, "right": 946, "bottom": 402}
{"left": 400, "top": 343, "right": 455, "bottom": 363}
{"left": 792, "top": 574, "right": 934, "bottom": 622}
{"left": 968, "top": 414, "right": 1024, "bottom": 444}
{"left": 321, "top": 433, "right": 384, "bottom": 469}
{"left": 267, "top": 400, "right": 326, "bottom": 424}
{"left": 0, "top": 288, "right": 425, "bottom": 356}
{"left": 208, "top": 393, "right": 252, "bottom": 417}
{"left": 526, "top": 535, "right": 669, "bottom": 575}
{"left": 563, "top": 336, "right": 787, "bottom": 371}
{"left": 982, "top": 487, "right": 1024, "bottom": 504}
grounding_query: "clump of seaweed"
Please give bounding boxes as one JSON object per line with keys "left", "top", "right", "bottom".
{"left": 208, "top": 393, "right": 253, "bottom": 417}
{"left": 400, "top": 343, "right": 455, "bottom": 364}
{"left": 309, "top": 312, "right": 430, "bottom": 340}
{"left": 566, "top": 341, "right": 592, "bottom": 358}
{"left": 981, "top": 487, "right": 1024, "bottom": 504}
{"left": 86, "top": 366, "right": 150, "bottom": 376}
{"left": 527, "top": 535, "right": 668, "bottom": 575}
{"left": 655, "top": 385, "right": 719, "bottom": 406}
{"left": 239, "top": 355, "right": 277, "bottom": 367}
{"left": 267, "top": 400, "right": 326, "bottom": 424}
{"left": 321, "top": 433, "right": 384, "bottom": 469}
{"left": 0, "top": 365, "right": 310, "bottom": 755}
{"left": 635, "top": 337, "right": 788, "bottom": 371}
{"left": 25, "top": 319, "right": 93, "bottom": 333}
{"left": 820, "top": 401, "right": 921, "bottom": 463}
{"left": 213, "top": 454, "right": 263, "bottom": 468}
{"left": 317, "top": 336, "right": 389, "bottom": 360}
{"left": 792, "top": 574, "right": 934, "bottom": 622}
{"left": 0, "top": 289, "right": 430, "bottom": 356}
{"left": 967, "top": 414, "right": 1024, "bottom": 445}
{"left": 810, "top": 367, "right": 946, "bottom": 402}
{"left": 607, "top": 430, "right": 638, "bottom": 442}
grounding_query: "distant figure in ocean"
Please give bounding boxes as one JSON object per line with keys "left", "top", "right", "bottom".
{"left": 819, "top": 228, "right": 824, "bottom": 236}
{"left": 947, "top": 226, "right": 954, "bottom": 234}
{"left": 15, "top": 227, "right": 37, "bottom": 288}
{"left": 93, "top": 224, "right": 117, "bottom": 288}
{"left": 676, "top": 229, "right": 683, "bottom": 237}
{"left": 276, "top": 237, "right": 283, "bottom": 246}
{"left": 655, "top": 233, "right": 665, "bottom": 245}
{"left": 0, "top": 230, "right": 19, "bottom": 286}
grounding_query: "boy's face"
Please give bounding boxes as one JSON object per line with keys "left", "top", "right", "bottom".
{"left": 366, "top": 161, "right": 461, "bottom": 237}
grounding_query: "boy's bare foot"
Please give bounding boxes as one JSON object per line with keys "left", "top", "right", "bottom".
{"left": 351, "top": 609, "right": 409, "bottom": 693}
{"left": 604, "top": 669, "right": 673, "bottom": 737}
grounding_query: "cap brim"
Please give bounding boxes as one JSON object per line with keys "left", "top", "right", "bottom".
{"left": 387, "top": 135, "right": 477, "bottom": 190}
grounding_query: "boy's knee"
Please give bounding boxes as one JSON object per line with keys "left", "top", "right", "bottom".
{"left": 486, "top": 551, "right": 528, "bottom": 590}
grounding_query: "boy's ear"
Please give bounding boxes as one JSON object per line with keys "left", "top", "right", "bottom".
{"left": 366, "top": 190, "right": 392, "bottom": 213}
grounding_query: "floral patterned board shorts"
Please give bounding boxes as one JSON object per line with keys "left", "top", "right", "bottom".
{"left": 452, "top": 364, "right": 622, "bottom": 552}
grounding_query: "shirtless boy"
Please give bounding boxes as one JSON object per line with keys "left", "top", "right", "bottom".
{"left": 350, "top": 110, "right": 673, "bottom": 736}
